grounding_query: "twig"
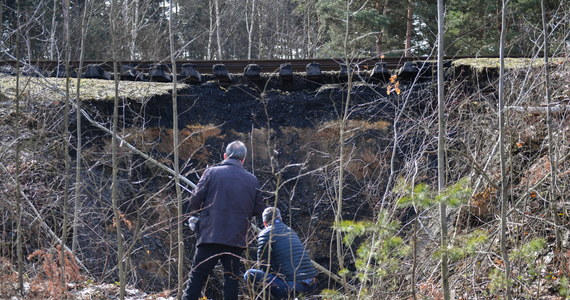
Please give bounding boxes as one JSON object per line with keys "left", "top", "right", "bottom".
{"left": 448, "top": 148, "right": 500, "bottom": 191}
{"left": 0, "top": 164, "right": 88, "bottom": 272}
{"left": 529, "top": 151, "right": 570, "bottom": 191}
{"left": 507, "top": 104, "right": 570, "bottom": 114}
{"left": 78, "top": 107, "right": 197, "bottom": 190}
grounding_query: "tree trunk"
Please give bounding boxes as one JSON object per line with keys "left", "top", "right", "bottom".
{"left": 0, "top": 2, "right": 3, "bottom": 37}
{"left": 214, "top": 0, "right": 222, "bottom": 59}
{"left": 207, "top": 0, "right": 214, "bottom": 60}
{"left": 25, "top": 23, "right": 32, "bottom": 63}
{"left": 498, "top": 1, "right": 512, "bottom": 299}
{"left": 14, "top": 1, "right": 23, "bottom": 295}
{"left": 411, "top": 214, "right": 418, "bottom": 300}
{"left": 436, "top": 0, "right": 450, "bottom": 299}
{"left": 245, "top": 0, "right": 255, "bottom": 59}
{"left": 131, "top": 0, "right": 140, "bottom": 60}
{"left": 257, "top": 5, "right": 263, "bottom": 58}
{"left": 60, "top": 0, "right": 71, "bottom": 290}
{"left": 405, "top": 0, "right": 414, "bottom": 57}
{"left": 72, "top": 0, "right": 91, "bottom": 253}
{"left": 123, "top": 0, "right": 129, "bottom": 59}
{"left": 375, "top": 0, "right": 389, "bottom": 57}
{"left": 49, "top": 0, "right": 57, "bottom": 60}
{"left": 304, "top": 6, "right": 311, "bottom": 58}
{"left": 541, "top": 0, "right": 562, "bottom": 253}
{"left": 109, "top": 1, "right": 126, "bottom": 298}
{"left": 168, "top": 0, "right": 184, "bottom": 298}
{"left": 334, "top": 0, "right": 354, "bottom": 293}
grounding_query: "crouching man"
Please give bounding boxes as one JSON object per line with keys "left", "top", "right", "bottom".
{"left": 244, "top": 207, "right": 317, "bottom": 299}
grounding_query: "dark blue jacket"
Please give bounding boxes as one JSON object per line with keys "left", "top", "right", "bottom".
{"left": 257, "top": 220, "right": 317, "bottom": 281}
{"left": 189, "top": 159, "right": 265, "bottom": 248}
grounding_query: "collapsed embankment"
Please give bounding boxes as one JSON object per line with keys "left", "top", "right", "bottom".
{"left": 1, "top": 57, "right": 568, "bottom": 298}
{"left": 61, "top": 69, "right": 436, "bottom": 293}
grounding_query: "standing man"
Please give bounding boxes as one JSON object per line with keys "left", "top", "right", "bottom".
{"left": 182, "top": 141, "right": 266, "bottom": 300}
{"left": 244, "top": 207, "right": 317, "bottom": 299}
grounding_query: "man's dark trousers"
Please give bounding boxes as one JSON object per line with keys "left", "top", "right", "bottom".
{"left": 182, "top": 243, "right": 244, "bottom": 300}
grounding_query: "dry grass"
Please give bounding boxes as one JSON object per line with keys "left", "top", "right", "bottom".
{"left": 0, "top": 257, "right": 20, "bottom": 298}
{"left": 0, "top": 74, "right": 186, "bottom": 102}
{"left": 452, "top": 57, "right": 566, "bottom": 72}
{"left": 26, "top": 246, "right": 83, "bottom": 299}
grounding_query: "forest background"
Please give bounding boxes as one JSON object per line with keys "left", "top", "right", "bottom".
{"left": 1, "top": 0, "right": 568, "bottom": 60}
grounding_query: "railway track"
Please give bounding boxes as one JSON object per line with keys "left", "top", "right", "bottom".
{"left": 0, "top": 56, "right": 519, "bottom": 81}
{"left": 3, "top": 57, "right": 416, "bottom": 74}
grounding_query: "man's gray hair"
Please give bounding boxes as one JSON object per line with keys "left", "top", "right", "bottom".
{"left": 262, "top": 207, "right": 282, "bottom": 224}
{"left": 225, "top": 141, "right": 247, "bottom": 161}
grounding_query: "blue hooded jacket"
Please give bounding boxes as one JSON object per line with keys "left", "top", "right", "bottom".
{"left": 257, "top": 220, "right": 317, "bottom": 281}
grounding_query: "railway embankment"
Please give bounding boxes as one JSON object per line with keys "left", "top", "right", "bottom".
{"left": 0, "top": 57, "right": 568, "bottom": 298}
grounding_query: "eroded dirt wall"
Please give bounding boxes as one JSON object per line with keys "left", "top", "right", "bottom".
{"left": 73, "top": 75, "right": 436, "bottom": 292}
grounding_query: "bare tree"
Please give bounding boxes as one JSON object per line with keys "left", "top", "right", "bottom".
{"left": 206, "top": 0, "right": 214, "bottom": 59}
{"left": 167, "top": 0, "right": 185, "bottom": 298}
{"left": 436, "top": 0, "right": 450, "bottom": 299}
{"left": 121, "top": 0, "right": 158, "bottom": 60}
{"left": 59, "top": 0, "right": 72, "bottom": 290}
{"left": 405, "top": 0, "right": 414, "bottom": 57}
{"left": 375, "top": 0, "right": 389, "bottom": 56}
{"left": 256, "top": 2, "right": 263, "bottom": 58}
{"left": 498, "top": 1, "right": 512, "bottom": 299}
{"left": 109, "top": 0, "right": 126, "bottom": 298}
{"left": 72, "top": 0, "right": 92, "bottom": 253}
{"left": 48, "top": 0, "right": 57, "bottom": 59}
{"left": 14, "top": 1, "right": 24, "bottom": 295}
{"left": 214, "top": 0, "right": 222, "bottom": 59}
{"left": 245, "top": 0, "right": 256, "bottom": 59}
{"left": 541, "top": 0, "right": 562, "bottom": 253}
{"left": 299, "top": 0, "right": 321, "bottom": 58}
{"left": 129, "top": 0, "right": 140, "bottom": 60}
{"left": 330, "top": 0, "right": 362, "bottom": 293}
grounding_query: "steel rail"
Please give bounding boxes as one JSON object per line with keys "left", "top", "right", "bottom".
{"left": 1, "top": 56, "right": 510, "bottom": 74}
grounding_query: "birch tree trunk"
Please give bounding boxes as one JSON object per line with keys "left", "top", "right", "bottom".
{"left": 257, "top": 5, "right": 263, "bottom": 58}
{"left": 214, "top": 0, "right": 222, "bottom": 59}
{"left": 245, "top": 0, "right": 256, "bottom": 59}
{"left": 303, "top": 4, "right": 311, "bottom": 58}
{"left": 49, "top": 0, "right": 57, "bottom": 60}
{"left": 436, "top": 0, "right": 450, "bottom": 299}
{"left": 123, "top": 0, "right": 129, "bottom": 58}
{"left": 498, "top": 1, "right": 512, "bottom": 298}
{"left": 130, "top": 0, "right": 140, "bottom": 60}
{"left": 405, "top": 0, "right": 414, "bottom": 57}
{"left": 207, "top": 0, "right": 214, "bottom": 60}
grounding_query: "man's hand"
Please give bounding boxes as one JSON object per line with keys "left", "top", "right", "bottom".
{"left": 188, "top": 217, "right": 199, "bottom": 231}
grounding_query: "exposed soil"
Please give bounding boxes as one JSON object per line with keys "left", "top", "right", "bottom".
{"left": 1, "top": 59, "right": 569, "bottom": 299}
{"left": 61, "top": 72, "right": 436, "bottom": 295}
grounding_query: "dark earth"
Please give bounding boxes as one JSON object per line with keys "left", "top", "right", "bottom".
{"left": 69, "top": 67, "right": 442, "bottom": 297}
